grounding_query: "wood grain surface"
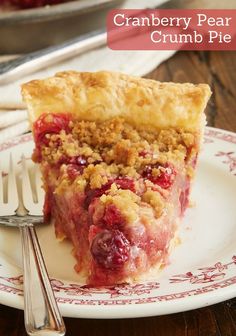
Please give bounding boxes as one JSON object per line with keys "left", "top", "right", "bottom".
{"left": 0, "top": 50, "right": 236, "bottom": 336}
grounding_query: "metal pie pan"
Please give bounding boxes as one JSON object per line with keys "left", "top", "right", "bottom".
{"left": 0, "top": 0, "right": 124, "bottom": 53}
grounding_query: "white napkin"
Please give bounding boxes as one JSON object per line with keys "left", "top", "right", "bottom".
{"left": 0, "top": 109, "right": 29, "bottom": 143}
{"left": 0, "top": 110, "right": 27, "bottom": 129}
{"left": 0, "top": 0, "right": 173, "bottom": 143}
{"left": 0, "top": 120, "right": 29, "bottom": 143}
{"left": 122, "top": 0, "right": 168, "bottom": 9}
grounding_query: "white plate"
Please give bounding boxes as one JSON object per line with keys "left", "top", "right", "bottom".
{"left": 0, "top": 127, "right": 236, "bottom": 319}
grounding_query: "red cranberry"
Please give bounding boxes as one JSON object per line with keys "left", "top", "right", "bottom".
{"left": 56, "top": 155, "right": 88, "bottom": 177}
{"left": 91, "top": 230, "right": 130, "bottom": 270}
{"left": 142, "top": 163, "right": 176, "bottom": 189}
{"left": 139, "top": 150, "right": 149, "bottom": 158}
{"left": 33, "top": 113, "right": 71, "bottom": 147}
{"left": 52, "top": 155, "right": 88, "bottom": 179}
{"left": 57, "top": 154, "right": 69, "bottom": 165}
{"left": 114, "top": 177, "right": 135, "bottom": 193}
{"left": 142, "top": 165, "right": 153, "bottom": 178}
{"left": 71, "top": 156, "right": 87, "bottom": 166}
{"left": 66, "top": 164, "right": 81, "bottom": 179}
{"left": 85, "top": 183, "right": 112, "bottom": 208}
{"left": 85, "top": 177, "right": 135, "bottom": 207}
{"left": 59, "top": 155, "right": 87, "bottom": 166}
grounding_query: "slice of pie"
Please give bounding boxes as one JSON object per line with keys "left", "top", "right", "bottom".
{"left": 22, "top": 71, "right": 211, "bottom": 286}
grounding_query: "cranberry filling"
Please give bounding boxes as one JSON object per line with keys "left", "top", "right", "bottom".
{"left": 142, "top": 163, "right": 176, "bottom": 189}
{"left": 43, "top": 190, "right": 53, "bottom": 222}
{"left": 58, "top": 155, "right": 87, "bottom": 166}
{"left": 85, "top": 184, "right": 112, "bottom": 208}
{"left": 179, "top": 180, "right": 190, "bottom": 216}
{"left": 33, "top": 113, "right": 71, "bottom": 147}
{"left": 67, "top": 164, "right": 83, "bottom": 179}
{"left": 57, "top": 155, "right": 88, "bottom": 178}
{"left": 103, "top": 204, "right": 125, "bottom": 229}
{"left": 115, "top": 177, "right": 135, "bottom": 192}
{"left": 139, "top": 150, "right": 149, "bottom": 158}
{"left": 85, "top": 177, "right": 135, "bottom": 207}
{"left": 35, "top": 112, "right": 199, "bottom": 286}
{"left": 91, "top": 230, "right": 130, "bottom": 270}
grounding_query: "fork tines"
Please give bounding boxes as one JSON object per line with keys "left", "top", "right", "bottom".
{"left": 0, "top": 154, "right": 18, "bottom": 216}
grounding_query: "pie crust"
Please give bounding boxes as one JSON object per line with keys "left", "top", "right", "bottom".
{"left": 22, "top": 71, "right": 211, "bottom": 132}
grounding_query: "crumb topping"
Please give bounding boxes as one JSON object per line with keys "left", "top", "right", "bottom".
{"left": 34, "top": 115, "right": 198, "bottom": 222}
{"left": 142, "top": 189, "right": 164, "bottom": 218}
{"left": 100, "top": 186, "right": 140, "bottom": 224}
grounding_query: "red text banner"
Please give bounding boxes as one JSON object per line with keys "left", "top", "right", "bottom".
{"left": 107, "top": 9, "right": 236, "bottom": 50}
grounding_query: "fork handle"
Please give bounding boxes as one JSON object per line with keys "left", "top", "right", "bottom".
{"left": 20, "top": 224, "right": 66, "bottom": 336}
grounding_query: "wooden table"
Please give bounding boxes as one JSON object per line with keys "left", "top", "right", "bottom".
{"left": 0, "top": 50, "right": 236, "bottom": 335}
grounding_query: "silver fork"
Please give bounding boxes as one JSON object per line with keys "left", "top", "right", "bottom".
{"left": 0, "top": 154, "right": 66, "bottom": 336}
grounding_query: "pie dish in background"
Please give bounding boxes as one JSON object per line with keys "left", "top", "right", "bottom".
{"left": 0, "top": 0, "right": 124, "bottom": 54}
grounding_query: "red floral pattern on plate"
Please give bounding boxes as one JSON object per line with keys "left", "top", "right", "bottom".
{"left": 0, "top": 133, "right": 32, "bottom": 152}
{"left": 0, "top": 275, "right": 23, "bottom": 285}
{"left": 0, "top": 275, "right": 23, "bottom": 296}
{"left": 51, "top": 280, "right": 160, "bottom": 298}
{"left": 170, "top": 257, "right": 236, "bottom": 284}
{"left": 54, "top": 276, "right": 236, "bottom": 306}
{"left": 203, "top": 137, "right": 214, "bottom": 144}
{"left": 204, "top": 128, "right": 236, "bottom": 144}
{"left": 215, "top": 151, "right": 236, "bottom": 175}
{"left": 0, "top": 257, "right": 235, "bottom": 304}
